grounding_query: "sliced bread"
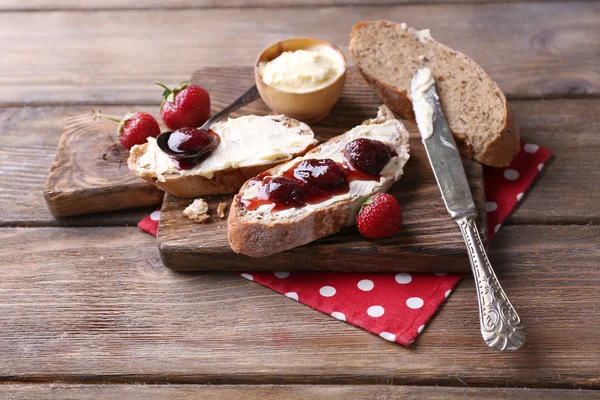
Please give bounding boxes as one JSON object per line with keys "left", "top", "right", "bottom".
{"left": 350, "top": 20, "right": 520, "bottom": 167}
{"left": 128, "top": 114, "right": 317, "bottom": 198}
{"left": 228, "top": 106, "right": 410, "bottom": 258}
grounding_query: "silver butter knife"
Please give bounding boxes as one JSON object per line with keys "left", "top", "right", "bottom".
{"left": 411, "top": 69, "right": 526, "bottom": 351}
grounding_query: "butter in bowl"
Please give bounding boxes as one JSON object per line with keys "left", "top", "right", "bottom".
{"left": 255, "top": 37, "right": 347, "bottom": 124}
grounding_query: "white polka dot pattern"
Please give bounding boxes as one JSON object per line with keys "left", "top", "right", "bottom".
{"left": 485, "top": 202, "right": 498, "bottom": 212}
{"left": 331, "top": 312, "right": 345, "bottom": 321}
{"left": 395, "top": 273, "right": 412, "bottom": 284}
{"left": 406, "top": 297, "right": 424, "bottom": 309}
{"left": 285, "top": 292, "right": 298, "bottom": 301}
{"left": 524, "top": 143, "right": 539, "bottom": 153}
{"left": 516, "top": 193, "right": 524, "bottom": 201}
{"left": 357, "top": 279, "right": 374, "bottom": 291}
{"left": 379, "top": 332, "right": 396, "bottom": 342}
{"left": 367, "top": 305, "right": 385, "bottom": 318}
{"left": 504, "top": 169, "right": 520, "bottom": 180}
{"left": 240, "top": 273, "right": 253, "bottom": 281}
{"left": 319, "top": 286, "right": 336, "bottom": 297}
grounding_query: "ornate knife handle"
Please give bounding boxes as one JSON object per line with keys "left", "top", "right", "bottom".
{"left": 456, "top": 216, "right": 526, "bottom": 350}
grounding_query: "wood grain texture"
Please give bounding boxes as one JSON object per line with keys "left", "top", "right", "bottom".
{"left": 44, "top": 114, "right": 163, "bottom": 217}
{"left": 0, "top": 226, "right": 598, "bottom": 388}
{"left": 157, "top": 67, "right": 486, "bottom": 272}
{"left": 1, "top": 384, "right": 599, "bottom": 400}
{"left": 506, "top": 98, "right": 600, "bottom": 224}
{"left": 0, "top": 2, "right": 598, "bottom": 105}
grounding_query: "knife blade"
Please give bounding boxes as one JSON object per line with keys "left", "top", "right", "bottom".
{"left": 411, "top": 69, "right": 526, "bottom": 351}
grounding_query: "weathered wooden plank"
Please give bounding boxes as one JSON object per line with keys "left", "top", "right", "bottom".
{"left": 0, "top": 106, "right": 161, "bottom": 227}
{"left": 44, "top": 113, "right": 163, "bottom": 217}
{"left": 506, "top": 98, "right": 600, "bottom": 225}
{"left": 0, "top": 2, "right": 598, "bottom": 105}
{"left": 1, "top": 384, "right": 599, "bottom": 400}
{"left": 0, "top": 0, "right": 559, "bottom": 11}
{"left": 1, "top": 97, "right": 598, "bottom": 226}
{"left": 0, "top": 226, "right": 598, "bottom": 388}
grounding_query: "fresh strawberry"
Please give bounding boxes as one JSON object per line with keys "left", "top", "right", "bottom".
{"left": 155, "top": 81, "right": 210, "bottom": 130}
{"left": 356, "top": 193, "right": 403, "bottom": 239}
{"left": 92, "top": 110, "right": 161, "bottom": 150}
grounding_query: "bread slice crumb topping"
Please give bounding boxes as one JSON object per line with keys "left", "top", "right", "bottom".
{"left": 183, "top": 198, "right": 209, "bottom": 223}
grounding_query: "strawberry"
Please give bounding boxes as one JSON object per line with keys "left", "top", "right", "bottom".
{"left": 155, "top": 81, "right": 210, "bottom": 130}
{"left": 356, "top": 193, "right": 403, "bottom": 239}
{"left": 92, "top": 110, "right": 161, "bottom": 150}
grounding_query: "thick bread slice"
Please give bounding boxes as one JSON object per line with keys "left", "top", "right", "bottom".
{"left": 350, "top": 20, "right": 520, "bottom": 167}
{"left": 228, "top": 106, "right": 410, "bottom": 258}
{"left": 128, "top": 115, "right": 317, "bottom": 198}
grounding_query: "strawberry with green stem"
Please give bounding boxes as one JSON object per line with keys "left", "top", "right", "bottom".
{"left": 155, "top": 81, "right": 211, "bottom": 130}
{"left": 92, "top": 110, "right": 161, "bottom": 150}
{"left": 357, "top": 193, "right": 403, "bottom": 239}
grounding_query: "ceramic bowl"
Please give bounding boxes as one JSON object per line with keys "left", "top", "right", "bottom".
{"left": 255, "top": 37, "right": 346, "bottom": 124}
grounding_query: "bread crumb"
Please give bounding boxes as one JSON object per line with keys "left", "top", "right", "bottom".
{"left": 184, "top": 198, "right": 209, "bottom": 223}
{"left": 418, "top": 55, "right": 429, "bottom": 62}
{"left": 217, "top": 202, "right": 228, "bottom": 219}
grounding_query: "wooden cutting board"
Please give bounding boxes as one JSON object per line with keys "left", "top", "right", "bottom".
{"left": 157, "top": 66, "right": 487, "bottom": 272}
{"left": 44, "top": 115, "right": 163, "bottom": 217}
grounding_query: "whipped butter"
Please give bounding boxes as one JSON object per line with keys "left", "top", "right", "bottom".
{"left": 133, "top": 115, "right": 317, "bottom": 182}
{"left": 258, "top": 45, "right": 345, "bottom": 93}
{"left": 410, "top": 68, "right": 436, "bottom": 140}
{"left": 242, "top": 116, "right": 410, "bottom": 220}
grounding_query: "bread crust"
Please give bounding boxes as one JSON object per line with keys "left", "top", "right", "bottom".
{"left": 127, "top": 118, "right": 316, "bottom": 198}
{"left": 349, "top": 20, "right": 520, "bottom": 167}
{"left": 227, "top": 106, "right": 409, "bottom": 258}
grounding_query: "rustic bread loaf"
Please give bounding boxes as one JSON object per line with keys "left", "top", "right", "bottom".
{"left": 349, "top": 20, "right": 520, "bottom": 166}
{"left": 128, "top": 114, "right": 317, "bottom": 198}
{"left": 228, "top": 106, "right": 410, "bottom": 258}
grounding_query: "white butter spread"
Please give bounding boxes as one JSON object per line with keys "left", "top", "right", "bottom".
{"left": 258, "top": 45, "right": 345, "bottom": 93}
{"left": 241, "top": 114, "right": 409, "bottom": 220}
{"left": 410, "top": 68, "right": 436, "bottom": 140}
{"left": 133, "top": 115, "right": 317, "bottom": 182}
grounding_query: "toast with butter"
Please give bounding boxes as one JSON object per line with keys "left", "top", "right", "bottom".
{"left": 350, "top": 20, "right": 520, "bottom": 167}
{"left": 228, "top": 106, "right": 410, "bottom": 258}
{"left": 128, "top": 115, "right": 317, "bottom": 198}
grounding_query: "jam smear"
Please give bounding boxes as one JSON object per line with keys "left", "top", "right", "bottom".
{"left": 242, "top": 144, "right": 393, "bottom": 212}
{"left": 292, "top": 159, "right": 345, "bottom": 187}
{"left": 167, "top": 127, "right": 220, "bottom": 169}
{"left": 343, "top": 138, "right": 397, "bottom": 176}
{"left": 265, "top": 177, "right": 305, "bottom": 207}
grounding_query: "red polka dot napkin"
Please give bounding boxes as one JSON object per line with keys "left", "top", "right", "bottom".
{"left": 138, "top": 141, "right": 550, "bottom": 346}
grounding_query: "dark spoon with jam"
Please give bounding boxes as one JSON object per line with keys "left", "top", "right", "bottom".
{"left": 156, "top": 84, "right": 260, "bottom": 167}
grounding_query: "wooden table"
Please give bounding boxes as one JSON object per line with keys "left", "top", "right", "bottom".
{"left": 1, "top": 1, "right": 599, "bottom": 398}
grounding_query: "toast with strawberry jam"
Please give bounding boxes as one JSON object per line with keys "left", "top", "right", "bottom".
{"left": 128, "top": 114, "right": 317, "bottom": 198}
{"left": 228, "top": 106, "right": 410, "bottom": 257}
